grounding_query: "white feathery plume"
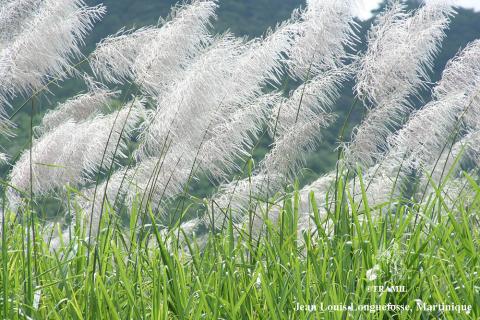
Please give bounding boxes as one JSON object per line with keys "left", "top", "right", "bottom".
{"left": 355, "top": 0, "right": 453, "bottom": 105}
{"left": 125, "top": 0, "right": 358, "bottom": 194}
{"left": 207, "top": 174, "right": 282, "bottom": 226}
{"left": 296, "top": 172, "right": 336, "bottom": 232}
{"left": 125, "top": 155, "right": 194, "bottom": 207}
{"left": 457, "top": 130, "right": 480, "bottom": 166}
{"left": 296, "top": 158, "right": 404, "bottom": 235}
{"left": 227, "top": 21, "right": 293, "bottom": 88}
{"left": 355, "top": 159, "right": 405, "bottom": 208}
{"left": 195, "top": 18, "right": 301, "bottom": 179}
{"left": 198, "top": 93, "right": 280, "bottom": 179}
{"left": 417, "top": 129, "right": 480, "bottom": 197}
{"left": 0, "top": 0, "right": 104, "bottom": 136}
{"left": 439, "top": 174, "right": 478, "bottom": 208}
{"left": 262, "top": 117, "right": 333, "bottom": 179}
{"left": 0, "top": 0, "right": 105, "bottom": 102}
{"left": 204, "top": 68, "right": 348, "bottom": 229}
{"left": 133, "top": 0, "right": 217, "bottom": 95}
{"left": 138, "top": 20, "right": 296, "bottom": 163}
{"left": 287, "top": 0, "right": 357, "bottom": 79}
{"left": 405, "top": 129, "right": 480, "bottom": 214}
{"left": 0, "top": 0, "right": 42, "bottom": 44}
{"left": 389, "top": 37, "right": 480, "bottom": 173}
{"left": 37, "top": 78, "right": 118, "bottom": 134}
{"left": 90, "top": 0, "right": 217, "bottom": 96}
{"left": 262, "top": 68, "right": 348, "bottom": 178}
{"left": 8, "top": 101, "right": 144, "bottom": 206}
{"left": 344, "top": 99, "right": 479, "bottom": 223}
{"left": 345, "top": 96, "right": 409, "bottom": 167}
{"left": 89, "top": 27, "right": 160, "bottom": 84}
{"left": 268, "top": 69, "right": 348, "bottom": 139}
{"left": 150, "top": 0, "right": 357, "bottom": 236}
{"left": 434, "top": 40, "right": 480, "bottom": 99}
{"left": 433, "top": 39, "right": 480, "bottom": 129}
{"left": 370, "top": 39, "right": 480, "bottom": 200}
{"left": 136, "top": 34, "right": 245, "bottom": 160}
{"left": 348, "top": 0, "right": 454, "bottom": 167}
{"left": 389, "top": 93, "right": 466, "bottom": 171}
{"left": 0, "top": 110, "right": 11, "bottom": 136}
{"left": 353, "top": 98, "right": 474, "bottom": 211}
{"left": 402, "top": 0, "right": 454, "bottom": 96}
{"left": 128, "top": 2, "right": 352, "bottom": 220}
{"left": 127, "top": 18, "right": 301, "bottom": 225}
{"left": 75, "top": 152, "right": 195, "bottom": 230}
{"left": 79, "top": 15, "right": 303, "bottom": 225}
{"left": 0, "top": 152, "right": 7, "bottom": 164}
{"left": 136, "top": 28, "right": 295, "bottom": 186}
{"left": 75, "top": 167, "right": 129, "bottom": 235}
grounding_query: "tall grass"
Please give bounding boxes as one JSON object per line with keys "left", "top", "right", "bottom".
{"left": 1, "top": 0, "right": 480, "bottom": 318}
{"left": 0, "top": 169, "right": 478, "bottom": 319}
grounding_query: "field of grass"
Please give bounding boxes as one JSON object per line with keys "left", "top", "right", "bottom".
{"left": 2, "top": 1, "right": 480, "bottom": 319}
{"left": 0, "top": 173, "right": 478, "bottom": 319}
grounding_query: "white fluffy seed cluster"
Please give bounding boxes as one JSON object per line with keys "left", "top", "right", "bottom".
{"left": 9, "top": 101, "right": 144, "bottom": 207}
{"left": 4, "top": 0, "right": 480, "bottom": 241}
{"left": 0, "top": 0, "right": 105, "bottom": 133}
{"left": 347, "top": 0, "right": 454, "bottom": 168}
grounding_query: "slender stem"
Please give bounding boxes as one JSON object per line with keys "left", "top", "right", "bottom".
{"left": 334, "top": 97, "right": 359, "bottom": 215}
{"left": 29, "top": 98, "right": 39, "bottom": 279}
{"left": 9, "top": 58, "right": 89, "bottom": 122}
{"left": 2, "top": 192, "right": 8, "bottom": 319}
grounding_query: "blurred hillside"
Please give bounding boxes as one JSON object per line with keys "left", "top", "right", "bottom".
{"left": 86, "top": 0, "right": 302, "bottom": 42}
{"left": 2, "top": 0, "right": 480, "bottom": 186}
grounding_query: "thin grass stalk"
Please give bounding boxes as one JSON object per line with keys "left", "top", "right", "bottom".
{"left": 86, "top": 103, "right": 127, "bottom": 263}
{"left": 29, "top": 97, "right": 39, "bottom": 279}
{"left": 91, "top": 96, "right": 139, "bottom": 277}
{"left": 428, "top": 145, "right": 467, "bottom": 224}
{"left": 125, "top": 139, "right": 173, "bottom": 265}
{"left": 84, "top": 99, "right": 132, "bottom": 317}
{"left": 220, "top": 125, "right": 271, "bottom": 231}
{"left": 94, "top": 82, "right": 140, "bottom": 257}
{"left": 139, "top": 97, "right": 232, "bottom": 241}
{"left": 23, "top": 95, "right": 36, "bottom": 318}
{"left": 293, "top": 61, "right": 314, "bottom": 123}
{"left": 259, "top": 100, "right": 285, "bottom": 233}
{"left": 8, "top": 58, "right": 89, "bottom": 122}
{"left": 334, "top": 96, "right": 358, "bottom": 215}
{"left": 261, "top": 63, "right": 314, "bottom": 231}
{"left": 413, "top": 91, "right": 479, "bottom": 226}
{"left": 247, "top": 159, "right": 254, "bottom": 261}
{"left": 95, "top": 96, "right": 139, "bottom": 235}
{"left": 350, "top": 151, "right": 408, "bottom": 220}
{"left": 215, "top": 93, "right": 289, "bottom": 236}
{"left": 127, "top": 156, "right": 172, "bottom": 283}
{"left": 135, "top": 141, "right": 173, "bottom": 234}
{"left": 119, "top": 100, "right": 183, "bottom": 235}
{"left": 145, "top": 141, "right": 177, "bottom": 215}
{"left": 22, "top": 205, "right": 33, "bottom": 317}
{"left": 111, "top": 154, "right": 135, "bottom": 209}
{"left": 1, "top": 192, "right": 8, "bottom": 319}
{"left": 171, "top": 121, "right": 216, "bottom": 248}
{"left": 99, "top": 152, "right": 138, "bottom": 257}
{"left": 112, "top": 105, "right": 180, "bottom": 231}
{"left": 450, "top": 167, "right": 479, "bottom": 209}
{"left": 151, "top": 144, "right": 179, "bottom": 214}
{"left": 215, "top": 80, "right": 290, "bottom": 234}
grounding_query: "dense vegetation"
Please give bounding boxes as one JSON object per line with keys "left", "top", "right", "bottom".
{"left": 3, "top": 1, "right": 480, "bottom": 182}
{"left": 1, "top": 1, "right": 480, "bottom": 318}
{"left": 1, "top": 171, "right": 478, "bottom": 319}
